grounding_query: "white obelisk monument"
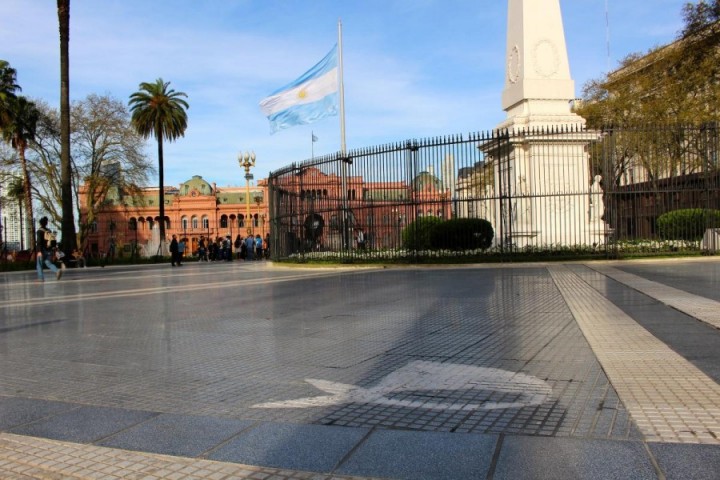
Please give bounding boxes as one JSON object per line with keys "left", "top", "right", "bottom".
{"left": 485, "top": 0, "right": 610, "bottom": 248}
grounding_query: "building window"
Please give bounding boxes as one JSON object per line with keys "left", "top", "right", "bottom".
{"left": 128, "top": 218, "right": 137, "bottom": 231}
{"left": 202, "top": 216, "right": 209, "bottom": 229}
{"left": 191, "top": 216, "right": 198, "bottom": 229}
{"left": 239, "top": 214, "right": 245, "bottom": 227}
{"left": 220, "top": 215, "right": 228, "bottom": 228}
{"left": 181, "top": 216, "right": 188, "bottom": 230}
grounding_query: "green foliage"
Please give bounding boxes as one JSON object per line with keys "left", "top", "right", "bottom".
{"left": 656, "top": 208, "right": 720, "bottom": 240}
{"left": 401, "top": 217, "right": 495, "bottom": 251}
{"left": 429, "top": 218, "right": 494, "bottom": 251}
{"left": 402, "top": 216, "right": 442, "bottom": 250}
{"left": 129, "top": 79, "right": 189, "bottom": 142}
{"left": 576, "top": 2, "right": 720, "bottom": 128}
{"left": 129, "top": 78, "right": 189, "bottom": 242}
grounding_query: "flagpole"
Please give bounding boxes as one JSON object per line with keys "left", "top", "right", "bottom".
{"left": 338, "top": 18, "right": 350, "bottom": 250}
{"left": 311, "top": 131, "right": 315, "bottom": 160}
{"left": 338, "top": 19, "right": 347, "bottom": 154}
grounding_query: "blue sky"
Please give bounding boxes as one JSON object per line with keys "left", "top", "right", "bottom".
{"left": 1, "top": 0, "right": 689, "bottom": 188}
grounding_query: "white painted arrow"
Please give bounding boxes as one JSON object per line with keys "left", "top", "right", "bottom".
{"left": 251, "top": 360, "right": 552, "bottom": 410}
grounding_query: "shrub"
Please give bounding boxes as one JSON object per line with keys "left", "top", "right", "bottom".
{"left": 402, "top": 216, "right": 443, "bottom": 250}
{"left": 430, "top": 218, "right": 494, "bottom": 250}
{"left": 656, "top": 208, "right": 720, "bottom": 241}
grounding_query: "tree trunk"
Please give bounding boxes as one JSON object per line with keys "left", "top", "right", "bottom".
{"left": 157, "top": 126, "right": 165, "bottom": 255}
{"left": 18, "top": 143, "right": 35, "bottom": 251}
{"left": 17, "top": 199, "right": 24, "bottom": 250}
{"left": 58, "top": 0, "right": 77, "bottom": 253}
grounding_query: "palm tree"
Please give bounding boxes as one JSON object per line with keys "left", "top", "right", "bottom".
{"left": 57, "top": 0, "right": 77, "bottom": 253}
{"left": 129, "top": 78, "right": 188, "bottom": 251}
{"left": 2, "top": 96, "right": 40, "bottom": 249}
{"left": 0, "top": 60, "right": 21, "bottom": 128}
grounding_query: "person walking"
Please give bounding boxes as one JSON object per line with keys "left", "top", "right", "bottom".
{"left": 36, "top": 216, "right": 62, "bottom": 282}
{"left": 169, "top": 234, "right": 179, "bottom": 266}
{"left": 177, "top": 237, "right": 186, "bottom": 266}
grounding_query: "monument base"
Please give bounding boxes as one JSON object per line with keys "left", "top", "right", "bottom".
{"left": 504, "top": 230, "right": 540, "bottom": 249}
{"left": 586, "top": 225, "right": 614, "bottom": 247}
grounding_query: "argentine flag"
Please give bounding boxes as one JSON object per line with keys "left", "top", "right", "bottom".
{"left": 260, "top": 45, "right": 339, "bottom": 134}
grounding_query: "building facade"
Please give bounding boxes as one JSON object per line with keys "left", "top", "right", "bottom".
{"left": 82, "top": 166, "right": 451, "bottom": 259}
{"left": 80, "top": 175, "right": 269, "bottom": 258}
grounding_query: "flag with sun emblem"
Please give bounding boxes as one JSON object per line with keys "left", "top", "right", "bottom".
{"left": 260, "top": 44, "right": 339, "bottom": 134}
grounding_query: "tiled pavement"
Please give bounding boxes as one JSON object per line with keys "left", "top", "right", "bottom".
{"left": 0, "top": 258, "right": 719, "bottom": 479}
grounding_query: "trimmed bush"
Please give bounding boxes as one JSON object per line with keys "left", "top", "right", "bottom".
{"left": 430, "top": 218, "right": 494, "bottom": 250}
{"left": 656, "top": 208, "right": 720, "bottom": 241}
{"left": 402, "top": 216, "right": 443, "bottom": 250}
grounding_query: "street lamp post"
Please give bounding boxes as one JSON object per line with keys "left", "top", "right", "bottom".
{"left": 228, "top": 215, "right": 233, "bottom": 261}
{"left": 238, "top": 151, "right": 256, "bottom": 236}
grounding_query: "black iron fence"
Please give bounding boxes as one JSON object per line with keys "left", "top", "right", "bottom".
{"left": 268, "top": 124, "right": 720, "bottom": 262}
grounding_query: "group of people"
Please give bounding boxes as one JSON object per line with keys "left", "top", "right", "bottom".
{"left": 233, "top": 233, "right": 269, "bottom": 261}
{"left": 169, "top": 234, "right": 187, "bottom": 266}
{"left": 35, "top": 217, "right": 272, "bottom": 280}
{"left": 174, "top": 233, "right": 270, "bottom": 266}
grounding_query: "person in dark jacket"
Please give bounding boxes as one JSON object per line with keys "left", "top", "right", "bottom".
{"left": 169, "top": 234, "right": 179, "bottom": 266}
{"left": 36, "top": 216, "right": 62, "bottom": 281}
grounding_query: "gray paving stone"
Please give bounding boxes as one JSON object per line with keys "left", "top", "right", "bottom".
{"left": 649, "top": 443, "right": 720, "bottom": 480}
{"left": 618, "top": 262, "right": 720, "bottom": 303}
{"left": 2, "top": 261, "right": 720, "bottom": 477}
{"left": 207, "top": 422, "right": 369, "bottom": 472}
{"left": 571, "top": 265, "right": 720, "bottom": 384}
{"left": 493, "top": 436, "right": 657, "bottom": 480}
{"left": 336, "top": 429, "right": 497, "bottom": 480}
{"left": 0, "top": 396, "right": 76, "bottom": 430}
{"left": 8, "top": 405, "right": 158, "bottom": 443}
{"left": 97, "top": 413, "right": 255, "bottom": 457}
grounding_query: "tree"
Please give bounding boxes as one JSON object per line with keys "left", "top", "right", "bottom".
{"left": 129, "top": 78, "right": 188, "bottom": 250}
{"left": 681, "top": 0, "right": 720, "bottom": 38}
{"left": 575, "top": 2, "right": 720, "bottom": 190}
{"left": 57, "top": 0, "right": 76, "bottom": 254}
{"left": 576, "top": 0, "right": 720, "bottom": 127}
{"left": 21, "top": 96, "right": 153, "bottom": 250}
{"left": 0, "top": 60, "right": 21, "bottom": 128}
{"left": 72, "top": 94, "right": 152, "bottom": 248}
{"left": 1, "top": 96, "right": 40, "bottom": 249}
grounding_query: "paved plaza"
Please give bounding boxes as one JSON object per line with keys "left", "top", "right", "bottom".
{"left": 0, "top": 258, "right": 719, "bottom": 479}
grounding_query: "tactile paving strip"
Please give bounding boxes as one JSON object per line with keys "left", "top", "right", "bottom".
{"left": 550, "top": 265, "right": 720, "bottom": 444}
{"left": 589, "top": 264, "right": 720, "bottom": 330}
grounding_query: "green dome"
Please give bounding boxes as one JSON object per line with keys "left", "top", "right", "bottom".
{"left": 180, "top": 176, "right": 213, "bottom": 196}
{"left": 412, "top": 171, "right": 442, "bottom": 191}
